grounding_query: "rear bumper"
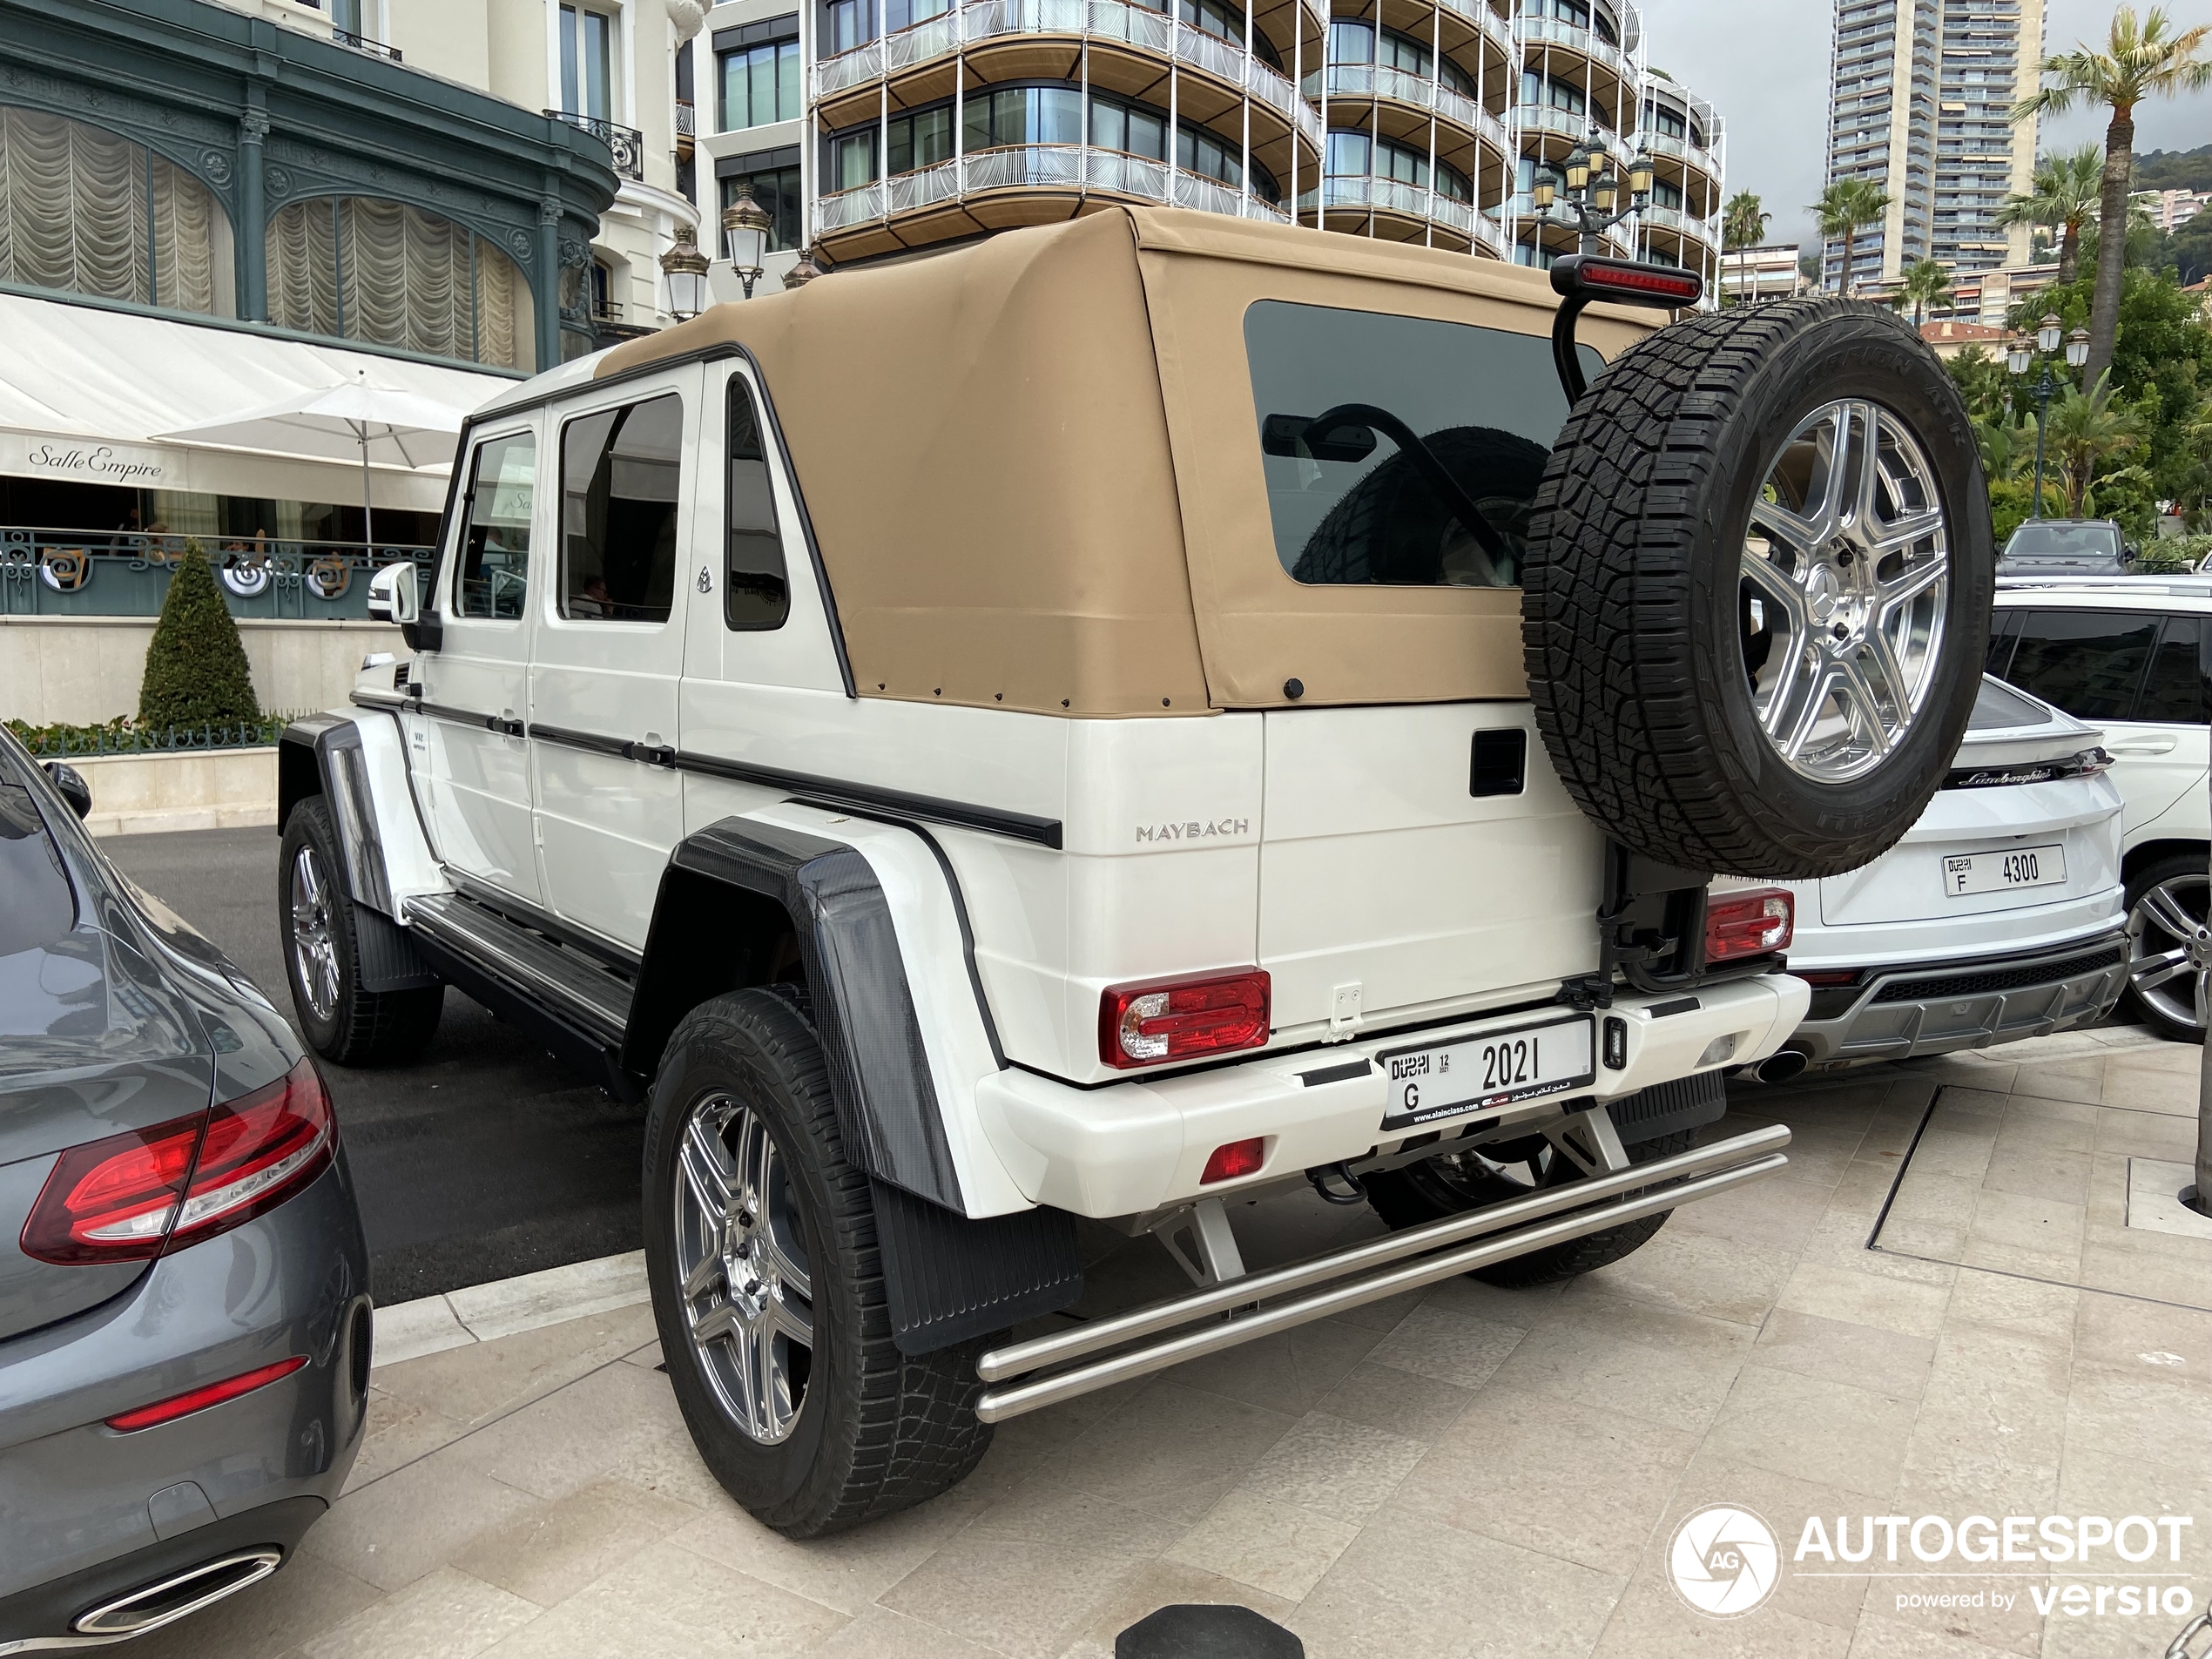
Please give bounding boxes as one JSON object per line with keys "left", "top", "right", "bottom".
{"left": 976, "top": 973, "right": 1808, "bottom": 1217}
{"left": 1787, "top": 928, "right": 2130, "bottom": 1064}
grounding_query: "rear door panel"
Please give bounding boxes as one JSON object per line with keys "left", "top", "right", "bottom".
{"left": 1258, "top": 703, "right": 1600, "bottom": 1038}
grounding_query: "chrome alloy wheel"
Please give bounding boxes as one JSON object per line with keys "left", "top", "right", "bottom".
{"left": 1741, "top": 399, "right": 1952, "bottom": 784}
{"left": 2128, "top": 872, "right": 2212, "bottom": 1035}
{"left": 672, "top": 1093, "right": 814, "bottom": 1445}
{"left": 288, "top": 843, "right": 341, "bottom": 1023}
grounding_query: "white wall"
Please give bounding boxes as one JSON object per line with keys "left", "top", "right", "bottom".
{"left": 1, "top": 617, "right": 402, "bottom": 725}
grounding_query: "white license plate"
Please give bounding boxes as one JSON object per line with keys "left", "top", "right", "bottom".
{"left": 1942, "top": 844, "right": 2067, "bottom": 897}
{"left": 1377, "top": 1014, "right": 1595, "bottom": 1130}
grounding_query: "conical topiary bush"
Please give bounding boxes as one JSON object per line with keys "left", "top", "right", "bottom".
{"left": 138, "top": 540, "right": 261, "bottom": 732}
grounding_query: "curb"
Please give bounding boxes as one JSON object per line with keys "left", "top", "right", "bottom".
{"left": 372, "top": 1250, "right": 650, "bottom": 1371}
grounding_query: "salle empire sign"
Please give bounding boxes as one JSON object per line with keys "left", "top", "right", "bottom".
{"left": 3, "top": 435, "right": 168, "bottom": 487}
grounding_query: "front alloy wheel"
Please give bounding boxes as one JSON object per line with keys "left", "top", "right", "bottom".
{"left": 672, "top": 1093, "right": 814, "bottom": 1445}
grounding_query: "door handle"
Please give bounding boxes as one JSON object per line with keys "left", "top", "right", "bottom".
{"left": 491, "top": 714, "right": 525, "bottom": 738}
{"left": 622, "top": 739, "right": 678, "bottom": 767}
{"left": 2106, "top": 738, "right": 2177, "bottom": 755}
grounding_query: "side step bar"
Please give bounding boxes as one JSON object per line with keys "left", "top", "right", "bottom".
{"left": 974, "top": 1123, "right": 1791, "bottom": 1423}
{"left": 404, "top": 893, "right": 633, "bottom": 1042}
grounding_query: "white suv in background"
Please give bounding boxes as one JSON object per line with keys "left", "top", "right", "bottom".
{"left": 1748, "top": 678, "right": 2127, "bottom": 1077}
{"left": 1992, "top": 577, "right": 2212, "bottom": 1042}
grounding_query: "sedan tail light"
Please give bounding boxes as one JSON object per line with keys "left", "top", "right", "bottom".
{"left": 106, "top": 1357, "right": 308, "bottom": 1433}
{"left": 1099, "top": 970, "right": 1271, "bottom": 1069}
{"left": 22, "top": 1060, "right": 335, "bottom": 1267}
{"left": 1705, "top": 887, "right": 1793, "bottom": 962}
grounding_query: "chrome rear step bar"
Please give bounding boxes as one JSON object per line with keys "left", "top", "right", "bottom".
{"left": 974, "top": 1123, "right": 1791, "bottom": 1423}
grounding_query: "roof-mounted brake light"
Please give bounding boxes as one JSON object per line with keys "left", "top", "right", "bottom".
{"left": 1548, "top": 254, "right": 1706, "bottom": 405}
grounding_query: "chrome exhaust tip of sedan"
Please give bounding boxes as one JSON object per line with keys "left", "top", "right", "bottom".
{"left": 1753, "top": 1049, "right": 1811, "bottom": 1085}
{"left": 68, "top": 1549, "right": 283, "bottom": 1645}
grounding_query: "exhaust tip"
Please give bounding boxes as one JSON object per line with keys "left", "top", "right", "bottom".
{"left": 1753, "top": 1049, "right": 1811, "bottom": 1085}
{"left": 74, "top": 1549, "right": 283, "bottom": 1639}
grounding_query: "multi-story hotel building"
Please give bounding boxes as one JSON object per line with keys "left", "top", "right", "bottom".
{"left": 696, "top": 0, "right": 1723, "bottom": 299}
{"left": 1821, "top": 0, "right": 2042, "bottom": 292}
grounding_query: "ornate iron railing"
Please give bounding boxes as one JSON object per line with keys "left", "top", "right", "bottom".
{"left": 8, "top": 718, "right": 293, "bottom": 758}
{"left": 0, "top": 530, "right": 434, "bottom": 621}
{"left": 332, "top": 27, "right": 402, "bottom": 59}
{"left": 547, "top": 111, "right": 646, "bottom": 181}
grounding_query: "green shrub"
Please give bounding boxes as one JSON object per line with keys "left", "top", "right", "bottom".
{"left": 138, "top": 539, "right": 260, "bottom": 730}
{"left": 2140, "top": 533, "right": 2212, "bottom": 572}
{"left": 5, "top": 715, "right": 287, "bottom": 756}
{"left": 1988, "top": 478, "right": 2037, "bottom": 550}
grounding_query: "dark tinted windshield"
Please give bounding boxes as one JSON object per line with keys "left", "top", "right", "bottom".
{"left": 1244, "top": 300, "right": 1598, "bottom": 589}
{"left": 2006, "top": 522, "right": 2120, "bottom": 559}
{"left": 0, "top": 774, "right": 75, "bottom": 958}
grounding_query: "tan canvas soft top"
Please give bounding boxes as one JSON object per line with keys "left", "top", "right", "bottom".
{"left": 596, "top": 207, "right": 1650, "bottom": 717}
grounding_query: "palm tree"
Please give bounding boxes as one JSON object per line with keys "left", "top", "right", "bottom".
{"left": 2013, "top": 5, "right": 2212, "bottom": 387}
{"left": 1722, "top": 191, "right": 1770, "bottom": 306}
{"left": 1811, "top": 179, "right": 1891, "bottom": 296}
{"left": 2046, "top": 371, "right": 2145, "bottom": 517}
{"left": 1894, "top": 258, "right": 1954, "bottom": 327}
{"left": 1994, "top": 145, "right": 2104, "bottom": 280}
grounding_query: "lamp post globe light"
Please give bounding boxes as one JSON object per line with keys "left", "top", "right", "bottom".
{"left": 1528, "top": 129, "right": 1654, "bottom": 257}
{"left": 722, "top": 185, "right": 772, "bottom": 300}
{"left": 783, "top": 246, "right": 826, "bottom": 290}
{"left": 2006, "top": 313, "right": 2080, "bottom": 522}
{"left": 659, "top": 222, "right": 711, "bottom": 322}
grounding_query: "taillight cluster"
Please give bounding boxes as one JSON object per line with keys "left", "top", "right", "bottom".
{"left": 1704, "top": 887, "right": 1794, "bottom": 963}
{"left": 1099, "top": 970, "right": 1271, "bottom": 1070}
{"left": 22, "top": 1059, "right": 335, "bottom": 1267}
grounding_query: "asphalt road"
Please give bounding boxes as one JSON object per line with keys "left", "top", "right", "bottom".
{"left": 102, "top": 826, "right": 644, "bottom": 1307}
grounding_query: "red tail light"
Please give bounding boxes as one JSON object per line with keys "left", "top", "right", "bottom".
{"left": 22, "top": 1060, "right": 335, "bottom": 1267}
{"left": 1099, "top": 970, "right": 1271, "bottom": 1069}
{"left": 1201, "top": 1138, "right": 1267, "bottom": 1184}
{"left": 1705, "top": 887, "right": 1793, "bottom": 962}
{"left": 106, "top": 1357, "right": 308, "bottom": 1433}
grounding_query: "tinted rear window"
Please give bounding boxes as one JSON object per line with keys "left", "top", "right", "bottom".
{"left": 1244, "top": 301, "right": 1597, "bottom": 590}
{"left": 2003, "top": 610, "right": 2155, "bottom": 720}
{"left": 0, "top": 779, "right": 76, "bottom": 958}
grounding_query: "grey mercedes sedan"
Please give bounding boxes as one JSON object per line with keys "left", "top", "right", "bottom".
{"left": 0, "top": 728, "right": 371, "bottom": 1650}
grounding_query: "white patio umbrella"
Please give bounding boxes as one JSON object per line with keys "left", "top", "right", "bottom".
{"left": 158, "top": 371, "right": 465, "bottom": 547}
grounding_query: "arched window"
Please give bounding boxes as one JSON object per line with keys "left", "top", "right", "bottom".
{"left": 265, "top": 198, "right": 531, "bottom": 370}
{"left": 0, "top": 107, "right": 232, "bottom": 314}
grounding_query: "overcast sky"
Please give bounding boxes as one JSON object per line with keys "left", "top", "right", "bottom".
{"left": 1637, "top": 0, "right": 2212, "bottom": 249}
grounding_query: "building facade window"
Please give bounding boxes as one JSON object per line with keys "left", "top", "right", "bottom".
{"left": 719, "top": 37, "right": 800, "bottom": 130}
{"left": 826, "top": 0, "right": 867, "bottom": 51}
{"left": 1521, "top": 70, "right": 1612, "bottom": 129}
{"left": 0, "top": 108, "right": 232, "bottom": 316}
{"left": 720, "top": 167, "right": 801, "bottom": 253}
{"left": 1158, "top": 0, "right": 1279, "bottom": 68}
{"left": 1523, "top": 0, "right": 1617, "bottom": 45}
{"left": 560, "top": 3, "right": 616, "bottom": 120}
{"left": 264, "top": 197, "right": 529, "bottom": 369}
{"left": 1327, "top": 131, "right": 1471, "bottom": 201}
{"left": 1328, "top": 21, "right": 1471, "bottom": 96}
{"left": 1642, "top": 99, "right": 1706, "bottom": 148}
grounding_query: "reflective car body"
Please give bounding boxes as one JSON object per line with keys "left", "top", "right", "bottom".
{"left": 1998, "top": 518, "right": 2135, "bottom": 577}
{"left": 0, "top": 729, "right": 371, "bottom": 1652}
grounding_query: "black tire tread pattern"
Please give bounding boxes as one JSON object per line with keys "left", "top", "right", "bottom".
{"left": 650, "top": 987, "right": 991, "bottom": 1537}
{"left": 1523, "top": 300, "right": 1989, "bottom": 879}
{"left": 279, "top": 797, "right": 442, "bottom": 1067}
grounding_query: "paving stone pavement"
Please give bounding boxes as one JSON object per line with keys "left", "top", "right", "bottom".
{"left": 125, "top": 1025, "right": 2212, "bottom": 1659}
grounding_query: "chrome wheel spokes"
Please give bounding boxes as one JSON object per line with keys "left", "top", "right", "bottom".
{"left": 671, "top": 1093, "right": 814, "bottom": 1445}
{"left": 2128, "top": 874, "right": 2212, "bottom": 1032}
{"left": 1741, "top": 399, "right": 1952, "bottom": 784}
{"left": 289, "top": 844, "right": 341, "bottom": 1022}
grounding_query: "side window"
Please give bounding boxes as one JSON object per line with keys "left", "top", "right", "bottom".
{"left": 454, "top": 432, "right": 536, "bottom": 620}
{"left": 559, "top": 393, "right": 685, "bottom": 622}
{"left": 2003, "top": 609, "right": 2157, "bottom": 722}
{"left": 2135, "top": 615, "right": 2207, "bottom": 725}
{"left": 726, "top": 379, "right": 789, "bottom": 631}
{"left": 1984, "top": 610, "right": 2019, "bottom": 678}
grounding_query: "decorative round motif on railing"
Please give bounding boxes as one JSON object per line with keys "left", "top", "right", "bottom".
{"left": 307, "top": 557, "right": 352, "bottom": 600}
{"left": 220, "top": 556, "right": 272, "bottom": 598}
{"left": 39, "top": 550, "right": 91, "bottom": 592}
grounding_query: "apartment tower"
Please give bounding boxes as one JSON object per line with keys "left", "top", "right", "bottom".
{"left": 1823, "top": 0, "right": 2043, "bottom": 292}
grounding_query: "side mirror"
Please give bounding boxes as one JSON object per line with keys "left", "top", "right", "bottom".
{"left": 368, "top": 561, "right": 420, "bottom": 626}
{"left": 43, "top": 761, "right": 91, "bottom": 820}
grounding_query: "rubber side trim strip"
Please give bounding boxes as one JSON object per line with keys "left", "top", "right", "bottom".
{"left": 681, "top": 752, "right": 1062, "bottom": 849}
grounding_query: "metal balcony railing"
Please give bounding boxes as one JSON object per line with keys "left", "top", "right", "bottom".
{"left": 1, "top": 530, "right": 434, "bottom": 621}
{"left": 1316, "top": 63, "right": 1507, "bottom": 153}
{"left": 675, "top": 98, "right": 697, "bottom": 137}
{"left": 812, "top": 0, "right": 1320, "bottom": 149}
{"left": 332, "top": 26, "right": 402, "bottom": 59}
{"left": 1636, "top": 202, "right": 1717, "bottom": 247}
{"left": 1514, "top": 14, "right": 1630, "bottom": 82}
{"left": 815, "top": 144, "right": 1292, "bottom": 233}
{"left": 1300, "top": 174, "right": 1496, "bottom": 248}
{"left": 547, "top": 111, "right": 646, "bottom": 180}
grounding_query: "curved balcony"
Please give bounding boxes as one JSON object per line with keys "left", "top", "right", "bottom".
{"left": 1514, "top": 14, "right": 1631, "bottom": 84}
{"left": 1298, "top": 172, "right": 1503, "bottom": 254}
{"left": 1637, "top": 201, "right": 1716, "bottom": 249}
{"left": 813, "top": 0, "right": 1323, "bottom": 152}
{"left": 814, "top": 142, "right": 1291, "bottom": 252}
{"left": 1435, "top": 0, "right": 1515, "bottom": 60}
{"left": 1642, "top": 129, "right": 1723, "bottom": 187}
{"left": 1318, "top": 61, "right": 1509, "bottom": 157}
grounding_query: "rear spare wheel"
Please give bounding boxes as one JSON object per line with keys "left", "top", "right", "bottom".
{"left": 1522, "top": 300, "right": 1992, "bottom": 879}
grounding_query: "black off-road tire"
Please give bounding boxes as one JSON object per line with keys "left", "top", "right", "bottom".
{"left": 1364, "top": 1129, "right": 1694, "bottom": 1286}
{"left": 644, "top": 987, "right": 992, "bottom": 1538}
{"left": 278, "top": 797, "right": 442, "bottom": 1065}
{"left": 1522, "top": 300, "right": 1992, "bottom": 879}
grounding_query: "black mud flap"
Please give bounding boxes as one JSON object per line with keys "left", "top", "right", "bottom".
{"left": 870, "top": 1180, "right": 1083, "bottom": 1356}
{"left": 1606, "top": 1068, "right": 1728, "bottom": 1146}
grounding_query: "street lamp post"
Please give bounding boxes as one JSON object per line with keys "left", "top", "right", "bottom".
{"left": 1528, "top": 131, "right": 1654, "bottom": 257}
{"left": 658, "top": 223, "right": 711, "bottom": 322}
{"left": 2006, "top": 314, "right": 2092, "bottom": 520}
{"left": 722, "top": 185, "right": 772, "bottom": 300}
